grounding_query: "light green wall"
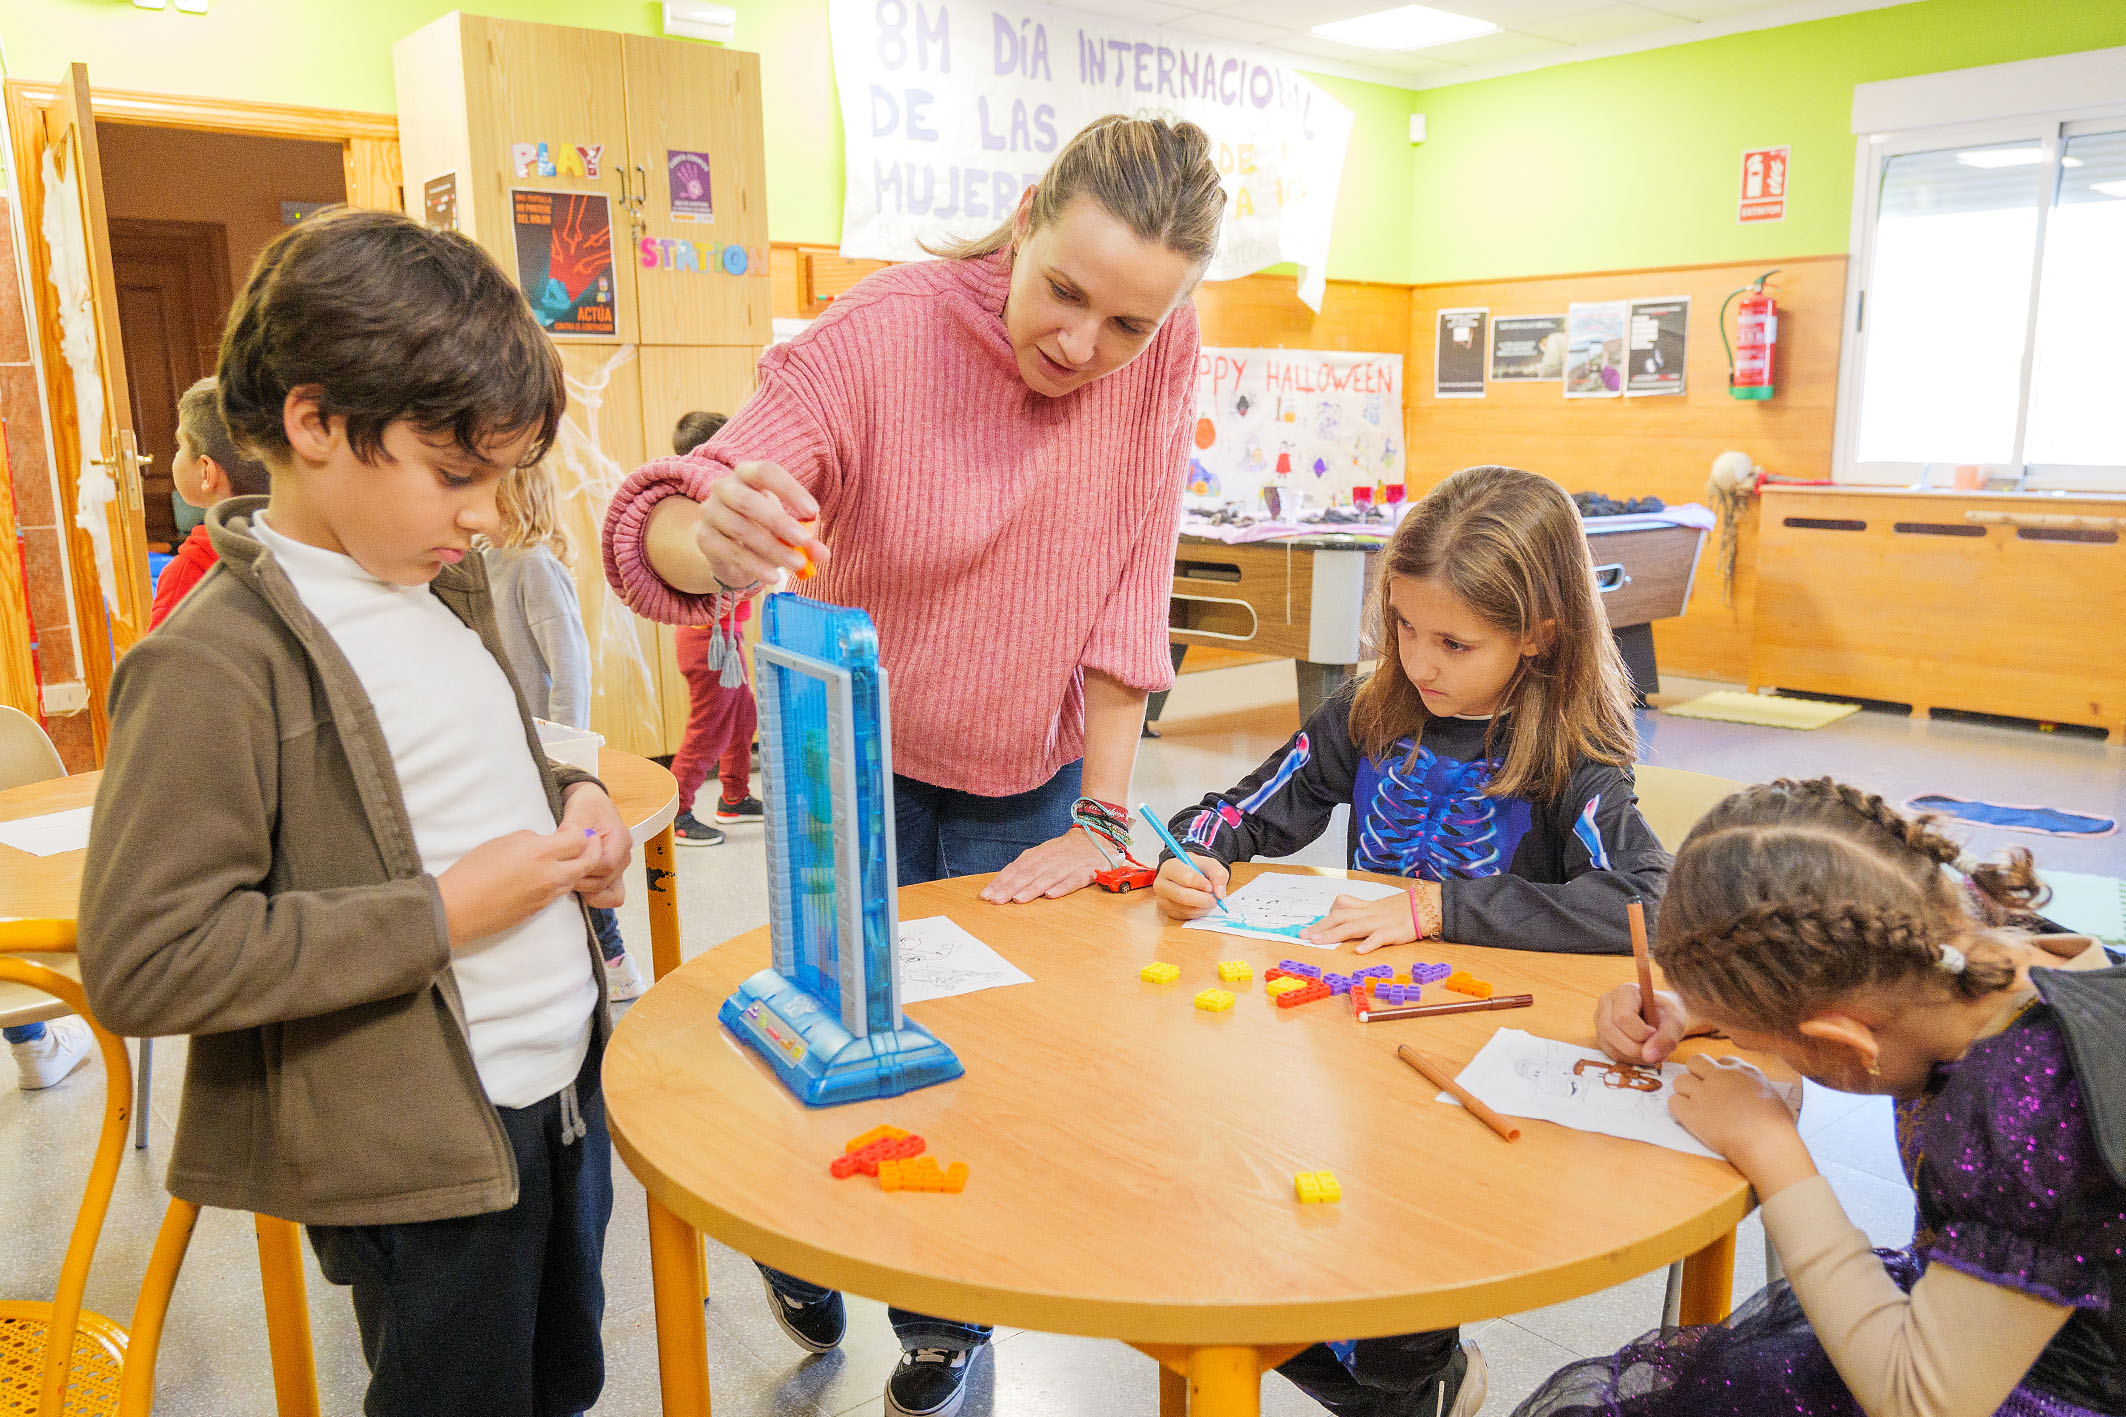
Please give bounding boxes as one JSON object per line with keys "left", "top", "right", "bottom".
{"left": 2, "top": 0, "right": 1416, "bottom": 282}
{"left": 1405, "top": 0, "right": 2126, "bottom": 284}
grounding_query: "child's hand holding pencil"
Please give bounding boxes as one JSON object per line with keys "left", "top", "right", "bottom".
{"left": 1152, "top": 852, "right": 1231, "bottom": 921}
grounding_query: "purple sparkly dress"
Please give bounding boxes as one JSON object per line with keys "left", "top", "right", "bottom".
{"left": 1511, "top": 985, "right": 2126, "bottom": 1417}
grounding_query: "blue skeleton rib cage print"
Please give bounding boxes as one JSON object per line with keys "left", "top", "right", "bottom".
{"left": 1355, "top": 741, "right": 1532, "bottom": 880}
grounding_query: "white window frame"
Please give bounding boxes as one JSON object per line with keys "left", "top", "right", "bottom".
{"left": 1836, "top": 49, "right": 2126, "bottom": 492}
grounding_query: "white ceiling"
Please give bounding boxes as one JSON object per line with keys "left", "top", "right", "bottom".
{"left": 1060, "top": 0, "right": 1924, "bottom": 91}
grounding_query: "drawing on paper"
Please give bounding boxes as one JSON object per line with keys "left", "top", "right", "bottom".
{"left": 1180, "top": 873, "right": 1405, "bottom": 948}
{"left": 1441, "top": 1029, "right": 1800, "bottom": 1159}
{"left": 896, "top": 917, "right": 1034, "bottom": 1005}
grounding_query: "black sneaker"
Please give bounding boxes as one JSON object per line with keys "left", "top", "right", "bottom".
{"left": 714, "top": 794, "right": 765, "bottom": 823}
{"left": 886, "top": 1346, "right": 976, "bottom": 1417}
{"left": 673, "top": 810, "right": 727, "bottom": 847}
{"left": 759, "top": 1276, "right": 845, "bottom": 1353}
{"left": 1433, "top": 1341, "right": 1486, "bottom": 1417}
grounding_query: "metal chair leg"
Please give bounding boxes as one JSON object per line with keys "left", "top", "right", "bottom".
{"left": 1765, "top": 1230, "right": 1784, "bottom": 1285}
{"left": 134, "top": 1038, "right": 153, "bottom": 1149}
{"left": 1661, "top": 1260, "right": 1683, "bottom": 1327}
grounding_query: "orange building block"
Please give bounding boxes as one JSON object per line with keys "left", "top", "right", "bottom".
{"left": 1443, "top": 970, "right": 1493, "bottom": 999}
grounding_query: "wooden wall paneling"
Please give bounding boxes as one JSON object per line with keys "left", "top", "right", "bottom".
{"left": 636, "top": 345, "right": 765, "bottom": 746}
{"left": 804, "top": 249, "right": 891, "bottom": 310}
{"left": 770, "top": 243, "right": 806, "bottom": 321}
{"left": 454, "top": 16, "right": 636, "bottom": 343}
{"left": 391, "top": 18, "right": 475, "bottom": 232}
{"left": 342, "top": 135, "right": 405, "bottom": 212}
{"left": 620, "top": 36, "right": 771, "bottom": 346}
{"left": 1194, "top": 274, "right": 1414, "bottom": 357}
{"left": 1750, "top": 488, "right": 2126, "bottom": 740}
{"left": 108, "top": 216, "right": 232, "bottom": 549}
{"left": 1404, "top": 255, "right": 1846, "bottom": 683}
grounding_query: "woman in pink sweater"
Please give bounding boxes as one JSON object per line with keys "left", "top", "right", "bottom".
{"left": 602, "top": 115, "right": 1223, "bottom": 1417}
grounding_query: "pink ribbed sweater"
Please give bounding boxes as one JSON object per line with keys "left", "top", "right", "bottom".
{"left": 603, "top": 249, "right": 1197, "bottom": 796}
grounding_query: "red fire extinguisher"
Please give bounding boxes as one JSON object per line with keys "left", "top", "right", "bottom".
{"left": 1720, "top": 270, "right": 1780, "bottom": 400}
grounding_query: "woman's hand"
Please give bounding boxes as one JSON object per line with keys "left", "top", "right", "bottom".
{"left": 1153, "top": 853, "right": 1230, "bottom": 920}
{"left": 1595, "top": 984, "right": 1694, "bottom": 1066}
{"left": 983, "top": 829, "right": 1109, "bottom": 903}
{"left": 1670, "top": 1054, "right": 1815, "bottom": 1194}
{"left": 691, "top": 461, "right": 828, "bottom": 591}
{"left": 1301, "top": 883, "right": 1438, "bottom": 953}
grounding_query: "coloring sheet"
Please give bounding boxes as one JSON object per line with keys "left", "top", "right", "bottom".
{"left": 896, "top": 916, "right": 1034, "bottom": 1005}
{"left": 1181, "top": 874, "right": 1406, "bottom": 948}
{"left": 1438, "top": 1028, "right": 1801, "bottom": 1160}
{"left": 0, "top": 806, "right": 93, "bottom": 858}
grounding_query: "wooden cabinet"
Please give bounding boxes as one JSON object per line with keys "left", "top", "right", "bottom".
{"left": 1751, "top": 488, "right": 2126, "bottom": 742}
{"left": 393, "top": 15, "right": 772, "bottom": 758}
{"left": 392, "top": 14, "right": 770, "bottom": 347}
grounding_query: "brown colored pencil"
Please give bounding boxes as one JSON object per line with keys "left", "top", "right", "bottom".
{"left": 1628, "top": 897, "right": 1656, "bottom": 1027}
{"left": 1397, "top": 1043, "right": 1521, "bottom": 1142}
{"left": 1357, "top": 994, "right": 1533, "bottom": 1022}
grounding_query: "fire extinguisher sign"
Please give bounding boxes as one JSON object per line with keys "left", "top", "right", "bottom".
{"left": 1739, "top": 146, "right": 1790, "bottom": 224}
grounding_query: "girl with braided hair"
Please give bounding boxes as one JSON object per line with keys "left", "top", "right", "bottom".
{"left": 1518, "top": 777, "right": 2126, "bottom": 1417}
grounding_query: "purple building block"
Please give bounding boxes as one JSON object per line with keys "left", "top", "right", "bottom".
{"left": 1276, "top": 960, "right": 1325, "bottom": 980}
{"left": 1410, "top": 962, "right": 1451, "bottom": 984}
{"left": 1355, "top": 964, "right": 1393, "bottom": 982}
{"left": 1325, "top": 973, "right": 1352, "bottom": 995}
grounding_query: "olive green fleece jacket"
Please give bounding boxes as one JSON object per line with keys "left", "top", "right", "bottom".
{"left": 78, "top": 497, "right": 611, "bottom": 1226}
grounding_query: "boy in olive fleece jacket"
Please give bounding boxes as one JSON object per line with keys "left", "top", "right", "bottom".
{"left": 79, "top": 210, "right": 631, "bottom": 1417}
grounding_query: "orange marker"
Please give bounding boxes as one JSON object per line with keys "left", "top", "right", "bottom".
{"left": 1397, "top": 1044, "right": 1520, "bottom": 1143}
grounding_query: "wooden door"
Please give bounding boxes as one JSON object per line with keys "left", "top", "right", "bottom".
{"left": 621, "top": 36, "right": 771, "bottom": 346}
{"left": 109, "top": 217, "right": 233, "bottom": 550}
{"left": 22, "top": 65, "right": 154, "bottom": 752}
{"left": 459, "top": 17, "right": 636, "bottom": 343}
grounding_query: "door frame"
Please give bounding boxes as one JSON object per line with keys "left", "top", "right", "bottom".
{"left": 1, "top": 77, "right": 402, "bottom": 757}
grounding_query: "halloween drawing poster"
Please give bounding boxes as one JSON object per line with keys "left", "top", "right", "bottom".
{"left": 512, "top": 188, "right": 616, "bottom": 336}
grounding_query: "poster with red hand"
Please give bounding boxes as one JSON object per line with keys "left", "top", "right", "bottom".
{"left": 511, "top": 188, "right": 616, "bottom": 336}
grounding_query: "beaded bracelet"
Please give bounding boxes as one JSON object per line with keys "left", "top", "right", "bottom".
{"left": 1071, "top": 796, "right": 1133, "bottom": 857}
{"left": 1407, "top": 884, "right": 1443, "bottom": 941}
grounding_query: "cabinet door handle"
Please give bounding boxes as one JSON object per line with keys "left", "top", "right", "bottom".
{"left": 1594, "top": 563, "right": 1631, "bottom": 592}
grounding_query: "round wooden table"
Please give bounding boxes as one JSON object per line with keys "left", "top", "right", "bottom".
{"left": 606, "top": 863, "right": 1769, "bottom": 1417}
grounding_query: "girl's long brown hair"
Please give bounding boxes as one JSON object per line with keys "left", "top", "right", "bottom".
{"left": 1348, "top": 465, "right": 1637, "bottom": 801}
{"left": 1654, "top": 778, "right": 2038, "bottom": 1030}
{"left": 489, "top": 462, "right": 573, "bottom": 567}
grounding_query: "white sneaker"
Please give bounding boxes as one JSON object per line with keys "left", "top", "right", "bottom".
{"left": 604, "top": 952, "right": 649, "bottom": 1002}
{"left": 12, "top": 1016, "right": 95, "bottom": 1091}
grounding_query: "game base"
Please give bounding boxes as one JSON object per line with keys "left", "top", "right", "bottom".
{"left": 720, "top": 969, "right": 964, "bottom": 1107}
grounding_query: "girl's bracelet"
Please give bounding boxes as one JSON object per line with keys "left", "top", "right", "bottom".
{"left": 1408, "top": 884, "right": 1443, "bottom": 940}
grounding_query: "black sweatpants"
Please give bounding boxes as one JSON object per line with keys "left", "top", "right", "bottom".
{"left": 1278, "top": 1328, "right": 1464, "bottom": 1416}
{"left": 308, "top": 1050, "right": 613, "bottom": 1417}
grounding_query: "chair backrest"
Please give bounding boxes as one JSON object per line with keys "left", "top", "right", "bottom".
{"left": 0, "top": 706, "right": 65, "bottom": 791}
{"left": 1634, "top": 764, "right": 1747, "bottom": 855}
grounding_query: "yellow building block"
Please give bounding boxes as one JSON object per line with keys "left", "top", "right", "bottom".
{"left": 1140, "top": 961, "right": 1182, "bottom": 984}
{"left": 879, "top": 1159, "right": 905, "bottom": 1192}
{"left": 1217, "top": 960, "right": 1254, "bottom": 983}
{"left": 1193, "top": 988, "right": 1235, "bottom": 1013}
{"left": 845, "top": 1124, "right": 910, "bottom": 1153}
{"left": 1294, "top": 1170, "right": 1342, "bottom": 1204}
{"left": 1265, "top": 977, "right": 1305, "bottom": 999}
{"left": 942, "top": 1161, "right": 969, "bottom": 1193}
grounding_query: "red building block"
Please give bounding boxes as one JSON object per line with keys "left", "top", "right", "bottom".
{"left": 830, "top": 1132, "right": 927, "bottom": 1177}
{"left": 1275, "top": 980, "right": 1332, "bottom": 1009}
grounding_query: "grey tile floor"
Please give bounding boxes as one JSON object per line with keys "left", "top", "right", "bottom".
{"left": 5, "top": 662, "right": 2120, "bottom": 1414}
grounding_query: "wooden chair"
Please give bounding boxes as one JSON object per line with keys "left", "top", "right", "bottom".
{"left": 0, "top": 709, "right": 155, "bottom": 1150}
{"left": 0, "top": 925, "right": 323, "bottom": 1416}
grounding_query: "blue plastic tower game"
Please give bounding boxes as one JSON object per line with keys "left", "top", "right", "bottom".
{"left": 718, "top": 594, "right": 963, "bottom": 1106}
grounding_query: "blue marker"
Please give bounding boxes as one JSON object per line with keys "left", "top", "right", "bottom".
{"left": 1137, "top": 802, "right": 1233, "bottom": 918}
